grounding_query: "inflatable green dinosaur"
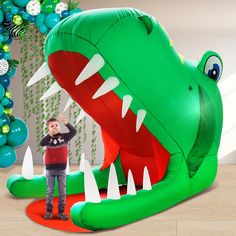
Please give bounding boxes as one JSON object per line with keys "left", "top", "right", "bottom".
{"left": 7, "top": 8, "right": 223, "bottom": 231}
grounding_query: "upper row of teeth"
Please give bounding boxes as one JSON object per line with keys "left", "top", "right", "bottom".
{"left": 27, "top": 54, "right": 147, "bottom": 132}
{"left": 22, "top": 146, "right": 152, "bottom": 203}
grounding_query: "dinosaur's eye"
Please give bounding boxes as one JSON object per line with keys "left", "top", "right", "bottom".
{"left": 204, "top": 56, "right": 222, "bottom": 82}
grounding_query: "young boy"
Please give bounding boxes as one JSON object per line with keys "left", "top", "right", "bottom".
{"left": 40, "top": 115, "right": 77, "bottom": 220}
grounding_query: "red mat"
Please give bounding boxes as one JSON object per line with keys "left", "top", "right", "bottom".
{"left": 26, "top": 187, "right": 128, "bottom": 232}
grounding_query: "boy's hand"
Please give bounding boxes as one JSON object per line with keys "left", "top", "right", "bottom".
{"left": 60, "top": 115, "right": 68, "bottom": 125}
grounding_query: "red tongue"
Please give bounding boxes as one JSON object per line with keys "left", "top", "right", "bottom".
{"left": 100, "top": 128, "right": 170, "bottom": 186}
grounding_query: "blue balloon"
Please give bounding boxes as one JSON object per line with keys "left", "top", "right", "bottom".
{"left": 7, "top": 117, "right": 29, "bottom": 148}
{"left": 45, "top": 13, "right": 61, "bottom": 29}
{"left": 0, "top": 50, "right": 4, "bottom": 59}
{"left": 5, "top": 12, "right": 13, "bottom": 21}
{"left": 0, "top": 26, "right": 4, "bottom": 33}
{"left": 0, "top": 133, "right": 7, "bottom": 146}
{"left": 0, "top": 103, "right": 4, "bottom": 116}
{"left": 18, "top": 8, "right": 25, "bottom": 15}
{"left": 28, "top": 15, "right": 35, "bottom": 23}
{"left": 0, "top": 145, "right": 16, "bottom": 168}
{"left": 13, "top": 0, "right": 30, "bottom": 7}
{"left": 0, "top": 10, "right": 4, "bottom": 24}
{"left": 5, "top": 99, "right": 13, "bottom": 108}
{"left": 0, "top": 84, "right": 4, "bottom": 99}
{"left": 0, "top": 75, "right": 10, "bottom": 88}
{"left": 61, "top": 10, "right": 69, "bottom": 18}
{"left": 0, "top": 114, "right": 10, "bottom": 125}
{"left": 5, "top": 36, "right": 13, "bottom": 44}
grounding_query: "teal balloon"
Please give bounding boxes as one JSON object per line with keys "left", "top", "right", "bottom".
{"left": 7, "top": 117, "right": 28, "bottom": 148}
{"left": 0, "top": 145, "right": 16, "bottom": 168}
{"left": 10, "top": 6, "right": 19, "bottom": 14}
{"left": 1, "top": 0, "right": 14, "bottom": 13}
{"left": 39, "top": 24, "right": 48, "bottom": 33}
{"left": 0, "top": 84, "right": 4, "bottom": 100}
{"left": 0, "top": 104, "right": 4, "bottom": 116}
{"left": 13, "top": 0, "right": 30, "bottom": 7}
{"left": 0, "top": 133, "right": 7, "bottom": 146}
{"left": 36, "top": 13, "right": 45, "bottom": 24}
{"left": 0, "top": 10, "right": 4, "bottom": 24}
{"left": 45, "top": 13, "right": 60, "bottom": 29}
{"left": 1, "top": 97, "right": 9, "bottom": 106}
{"left": 7, "top": 67, "right": 17, "bottom": 79}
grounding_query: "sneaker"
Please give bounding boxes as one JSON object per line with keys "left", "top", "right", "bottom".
{"left": 58, "top": 213, "right": 69, "bottom": 221}
{"left": 44, "top": 212, "right": 52, "bottom": 220}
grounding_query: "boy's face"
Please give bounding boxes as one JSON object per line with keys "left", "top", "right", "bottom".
{"left": 48, "top": 121, "right": 61, "bottom": 136}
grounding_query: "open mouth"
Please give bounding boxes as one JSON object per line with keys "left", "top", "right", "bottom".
{"left": 48, "top": 50, "right": 170, "bottom": 186}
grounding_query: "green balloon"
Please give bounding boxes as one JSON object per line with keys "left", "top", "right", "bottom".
{"left": 0, "top": 145, "right": 16, "bottom": 168}
{"left": 0, "top": 133, "right": 7, "bottom": 146}
{"left": 7, "top": 117, "right": 28, "bottom": 148}
{"left": 41, "top": 2, "right": 55, "bottom": 14}
{"left": 52, "top": 0, "right": 60, "bottom": 4}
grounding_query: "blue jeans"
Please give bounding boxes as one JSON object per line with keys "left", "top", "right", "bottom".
{"left": 46, "top": 169, "right": 66, "bottom": 213}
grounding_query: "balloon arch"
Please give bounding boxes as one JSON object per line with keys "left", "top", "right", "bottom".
{"left": 0, "top": 0, "right": 81, "bottom": 168}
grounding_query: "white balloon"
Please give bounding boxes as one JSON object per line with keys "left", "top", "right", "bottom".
{"left": 0, "top": 59, "right": 9, "bottom": 76}
{"left": 55, "top": 2, "right": 68, "bottom": 16}
{"left": 26, "top": 0, "right": 41, "bottom": 16}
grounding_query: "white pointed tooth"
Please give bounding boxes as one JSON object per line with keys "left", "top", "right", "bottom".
{"left": 107, "top": 163, "right": 120, "bottom": 200}
{"left": 66, "top": 156, "right": 70, "bottom": 175}
{"left": 63, "top": 96, "right": 74, "bottom": 113}
{"left": 122, "top": 95, "right": 133, "bottom": 118}
{"left": 75, "top": 109, "right": 86, "bottom": 125}
{"left": 127, "top": 169, "right": 136, "bottom": 195}
{"left": 143, "top": 166, "right": 152, "bottom": 190}
{"left": 43, "top": 166, "right": 46, "bottom": 176}
{"left": 79, "top": 153, "right": 85, "bottom": 172}
{"left": 75, "top": 54, "right": 105, "bottom": 86}
{"left": 27, "top": 62, "right": 51, "bottom": 87}
{"left": 40, "top": 81, "right": 62, "bottom": 101}
{"left": 136, "top": 109, "right": 147, "bottom": 132}
{"left": 92, "top": 77, "right": 120, "bottom": 99}
{"left": 22, "top": 146, "right": 34, "bottom": 180}
{"left": 84, "top": 160, "right": 101, "bottom": 203}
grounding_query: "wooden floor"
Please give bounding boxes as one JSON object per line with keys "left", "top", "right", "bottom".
{"left": 0, "top": 164, "right": 236, "bottom": 236}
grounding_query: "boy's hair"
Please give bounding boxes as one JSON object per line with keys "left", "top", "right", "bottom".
{"left": 46, "top": 118, "right": 59, "bottom": 126}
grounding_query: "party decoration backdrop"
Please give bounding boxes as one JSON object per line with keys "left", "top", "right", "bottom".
{"left": 0, "top": 0, "right": 82, "bottom": 168}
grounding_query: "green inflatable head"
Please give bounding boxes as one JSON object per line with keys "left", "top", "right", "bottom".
{"left": 7, "top": 8, "right": 224, "bottom": 231}
{"left": 44, "top": 7, "right": 223, "bottom": 183}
